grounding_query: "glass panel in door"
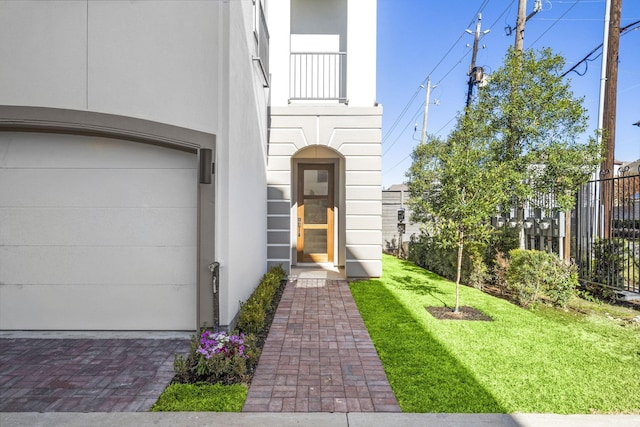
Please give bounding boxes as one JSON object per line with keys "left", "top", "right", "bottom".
{"left": 297, "top": 164, "right": 334, "bottom": 263}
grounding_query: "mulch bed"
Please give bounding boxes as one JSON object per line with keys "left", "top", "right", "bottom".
{"left": 426, "top": 305, "right": 493, "bottom": 321}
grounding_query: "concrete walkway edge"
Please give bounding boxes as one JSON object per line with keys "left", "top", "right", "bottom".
{"left": 2, "top": 412, "right": 639, "bottom": 427}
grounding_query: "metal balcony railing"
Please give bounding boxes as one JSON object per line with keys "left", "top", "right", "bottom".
{"left": 289, "top": 52, "right": 347, "bottom": 103}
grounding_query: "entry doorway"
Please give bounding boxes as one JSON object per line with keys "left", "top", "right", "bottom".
{"left": 297, "top": 164, "right": 334, "bottom": 263}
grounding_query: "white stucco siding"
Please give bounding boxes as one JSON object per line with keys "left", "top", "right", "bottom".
{"left": 0, "top": 1, "right": 220, "bottom": 134}
{"left": 88, "top": 1, "right": 220, "bottom": 133}
{"left": 215, "top": 0, "right": 269, "bottom": 327}
{"left": 0, "top": 1, "right": 87, "bottom": 110}
{"left": 267, "top": 106, "right": 383, "bottom": 277}
{"left": 0, "top": 132, "right": 197, "bottom": 330}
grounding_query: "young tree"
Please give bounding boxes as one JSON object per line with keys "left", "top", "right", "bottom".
{"left": 407, "top": 115, "right": 508, "bottom": 312}
{"left": 407, "top": 47, "right": 601, "bottom": 311}
{"left": 470, "top": 47, "right": 602, "bottom": 247}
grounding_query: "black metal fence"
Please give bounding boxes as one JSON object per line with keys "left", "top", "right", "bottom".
{"left": 573, "top": 167, "right": 640, "bottom": 292}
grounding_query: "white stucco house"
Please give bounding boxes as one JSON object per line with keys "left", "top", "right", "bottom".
{"left": 0, "top": 0, "right": 381, "bottom": 332}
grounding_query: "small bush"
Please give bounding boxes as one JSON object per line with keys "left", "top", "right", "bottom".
{"left": 173, "top": 330, "right": 260, "bottom": 385}
{"left": 492, "top": 252, "right": 510, "bottom": 293}
{"left": 590, "top": 238, "right": 626, "bottom": 289}
{"left": 236, "top": 264, "right": 286, "bottom": 334}
{"left": 236, "top": 299, "right": 265, "bottom": 335}
{"left": 173, "top": 264, "right": 286, "bottom": 386}
{"left": 506, "top": 249, "right": 578, "bottom": 308}
{"left": 408, "top": 233, "right": 490, "bottom": 288}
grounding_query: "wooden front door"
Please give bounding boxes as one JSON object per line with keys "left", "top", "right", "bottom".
{"left": 297, "top": 164, "right": 334, "bottom": 263}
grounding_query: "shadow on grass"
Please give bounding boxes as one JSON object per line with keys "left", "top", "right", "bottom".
{"left": 351, "top": 278, "right": 507, "bottom": 413}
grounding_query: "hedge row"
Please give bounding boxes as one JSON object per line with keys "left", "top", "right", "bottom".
{"left": 236, "top": 264, "right": 287, "bottom": 334}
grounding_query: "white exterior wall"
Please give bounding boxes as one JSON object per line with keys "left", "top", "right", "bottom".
{"left": 266, "top": 0, "right": 382, "bottom": 277}
{"left": 346, "top": 0, "right": 377, "bottom": 107}
{"left": 267, "top": 106, "right": 382, "bottom": 277}
{"left": 267, "top": 0, "right": 377, "bottom": 107}
{"left": 0, "top": 0, "right": 269, "bottom": 329}
{"left": 217, "top": 0, "right": 269, "bottom": 326}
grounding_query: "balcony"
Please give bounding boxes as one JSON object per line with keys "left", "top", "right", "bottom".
{"left": 289, "top": 52, "right": 347, "bottom": 103}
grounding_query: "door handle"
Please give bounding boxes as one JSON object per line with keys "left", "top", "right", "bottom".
{"left": 297, "top": 218, "right": 301, "bottom": 237}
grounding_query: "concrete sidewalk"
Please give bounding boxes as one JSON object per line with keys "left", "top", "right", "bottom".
{"left": 1, "top": 412, "right": 639, "bottom": 427}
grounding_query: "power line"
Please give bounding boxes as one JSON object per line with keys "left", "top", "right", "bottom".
{"left": 530, "top": 0, "right": 581, "bottom": 47}
{"left": 382, "top": 1, "right": 495, "bottom": 144}
{"left": 383, "top": 115, "right": 458, "bottom": 176}
{"left": 382, "top": 104, "right": 424, "bottom": 156}
{"left": 381, "top": 86, "right": 422, "bottom": 143}
{"left": 562, "top": 20, "right": 640, "bottom": 77}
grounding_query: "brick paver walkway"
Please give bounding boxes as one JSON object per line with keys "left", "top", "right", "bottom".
{"left": 243, "top": 278, "right": 401, "bottom": 413}
{"left": 0, "top": 337, "right": 189, "bottom": 412}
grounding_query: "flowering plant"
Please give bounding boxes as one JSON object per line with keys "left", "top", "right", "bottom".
{"left": 197, "top": 330, "right": 248, "bottom": 360}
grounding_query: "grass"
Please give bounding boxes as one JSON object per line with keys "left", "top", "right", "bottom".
{"left": 350, "top": 254, "right": 640, "bottom": 414}
{"left": 151, "top": 383, "right": 248, "bottom": 412}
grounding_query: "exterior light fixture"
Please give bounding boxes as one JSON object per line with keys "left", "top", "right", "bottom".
{"left": 523, "top": 218, "right": 534, "bottom": 229}
{"left": 539, "top": 219, "right": 551, "bottom": 231}
{"left": 508, "top": 219, "right": 518, "bottom": 228}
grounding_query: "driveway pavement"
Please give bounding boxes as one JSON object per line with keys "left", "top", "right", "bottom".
{"left": 0, "top": 333, "right": 190, "bottom": 412}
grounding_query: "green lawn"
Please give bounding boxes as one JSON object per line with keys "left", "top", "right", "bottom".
{"left": 350, "top": 255, "right": 640, "bottom": 414}
{"left": 151, "top": 383, "right": 248, "bottom": 412}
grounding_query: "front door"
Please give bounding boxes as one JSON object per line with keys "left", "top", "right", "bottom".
{"left": 297, "top": 164, "right": 334, "bottom": 263}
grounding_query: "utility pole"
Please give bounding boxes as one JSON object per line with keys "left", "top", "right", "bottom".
{"left": 600, "top": 0, "right": 621, "bottom": 239}
{"left": 601, "top": 0, "right": 621, "bottom": 179}
{"left": 466, "top": 14, "right": 489, "bottom": 107}
{"left": 420, "top": 76, "right": 434, "bottom": 144}
{"left": 515, "top": 0, "right": 527, "bottom": 51}
{"left": 513, "top": 0, "right": 528, "bottom": 249}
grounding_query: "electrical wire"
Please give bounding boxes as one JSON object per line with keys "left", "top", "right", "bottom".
{"left": 382, "top": 104, "right": 424, "bottom": 156}
{"left": 382, "top": 1, "right": 493, "bottom": 145}
{"left": 530, "top": 0, "right": 581, "bottom": 48}
{"left": 383, "top": 115, "right": 458, "bottom": 176}
{"left": 562, "top": 20, "right": 640, "bottom": 77}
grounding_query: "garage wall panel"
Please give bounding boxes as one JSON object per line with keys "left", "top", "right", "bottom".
{"left": 0, "top": 133, "right": 198, "bottom": 330}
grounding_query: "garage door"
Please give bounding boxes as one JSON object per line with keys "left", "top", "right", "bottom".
{"left": 0, "top": 132, "right": 198, "bottom": 330}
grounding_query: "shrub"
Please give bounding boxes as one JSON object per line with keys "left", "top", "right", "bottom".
{"left": 174, "top": 330, "right": 260, "bottom": 385}
{"left": 236, "top": 299, "right": 265, "bottom": 335}
{"left": 590, "top": 238, "right": 626, "bottom": 289}
{"left": 408, "top": 233, "right": 490, "bottom": 289}
{"left": 506, "top": 249, "right": 578, "bottom": 308}
{"left": 173, "top": 264, "right": 286, "bottom": 386}
{"left": 492, "top": 251, "right": 510, "bottom": 293}
{"left": 236, "top": 264, "right": 286, "bottom": 334}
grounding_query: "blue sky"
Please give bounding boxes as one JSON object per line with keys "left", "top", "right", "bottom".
{"left": 377, "top": 0, "right": 640, "bottom": 188}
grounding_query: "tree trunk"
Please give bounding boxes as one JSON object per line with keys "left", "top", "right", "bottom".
{"left": 518, "top": 206, "right": 526, "bottom": 249}
{"left": 455, "top": 231, "right": 464, "bottom": 313}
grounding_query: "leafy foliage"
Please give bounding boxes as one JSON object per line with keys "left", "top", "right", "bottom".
{"left": 173, "top": 330, "right": 260, "bottom": 385}
{"left": 237, "top": 265, "right": 286, "bottom": 334}
{"left": 171, "top": 264, "right": 287, "bottom": 386}
{"left": 506, "top": 249, "right": 578, "bottom": 308}
{"left": 590, "top": 238, "right": 627, "bottom": 289}
{"left": 407, "top": 115, "right": 510, "bottom": 310}
{"left": 470, "top": 47, "right": 601, "bottom": 212}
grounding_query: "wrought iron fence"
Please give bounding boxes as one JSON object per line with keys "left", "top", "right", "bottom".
{"left": 289, "top": 52, "right": 347, "bottom": 102}
{"left": 573, "top": 166, "right": 640, "bottom": 292}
